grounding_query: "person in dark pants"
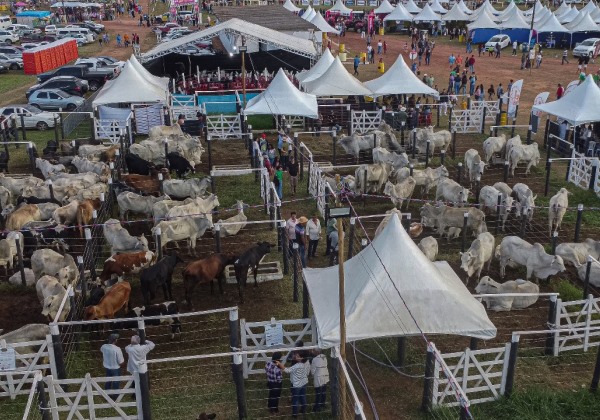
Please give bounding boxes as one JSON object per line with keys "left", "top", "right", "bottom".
{"left": 328, "top": 221, "right": 339, "bottom": 266}
{"left": 100, "top": 333, "right": 124, "bottom": 393}
{"left": 310, "top": 349, "right": 330, "bottom": 412}
{"left": 306, "top": 214, "right": 321, "bottom": 259}
{"left": 265, "top": 352, "right": 283, "bottom": 414}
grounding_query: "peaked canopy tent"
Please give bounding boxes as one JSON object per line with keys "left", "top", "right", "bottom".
{"left": 555, "top": 1, "right": 571, "bottom": 17}
{"left": 383, "top": 3, "right": 414, "bottom": 22}
{"left": 565, "top": 10, "right": 588, "bottom": 30}
{"left": 296, "top": 48, "right": 335, "bottom": 85}
{"left": 328, "top": 0, "right": 352, "bottom": 16}
{"left": 534, "top": 13, "right": 569, "bottom": 44}
{"left": 498, "top": 7, "right": 531, "bottom": 42}
{"left": 303, "top": 214, "right": 497, "bottom": 348}
{"left": 457, "top": 0, "right": 472, "bottom": 15}
{"left": 129, "top": 55, "right": 170, "bottom": 92}
{"left": 523, "top": 0, "right": 544, "bottom": 16}
{"left": 467, "top": 9, "right": 500, "bottom": 43}
{"left": 310, "top": 12, "right": 340, "bottom": 34}
{"left": 559, "top": 7, "right": 579, "bottom": 24}
{"left": 405, "top": 0, "right": 422, "bottom": 14}
{"left": 302, "top": 6, "right": 316, "bottom": 21}
{"left": 532, "top": 75, "right": 600, "bottom": 126}
{"left": 582, "top": 0, "right": 598, "bottom": 15}
{"left": 442, "top": 3, "right": 471, "bottom": 22}
{"left": 303, "top": 57, "right": 372, "bottom": 97}
{"left": 244, "top": 68, "right": 318, "bottom": 117}
{"left": 283, "top": 0, "right": 301, "bottom": 13}
{"left": 592, "top": 7, "right": 600, "bottom": 23}
{"left": 469, "top": 0, "right": 499, "bottom": 20}
{"left": 429, "top": 0, "right": 448, "bottom": 15}
{"left": 412, "top": 4, "right": 441, "bottom": 22}
{"left": 373, "top": 0, "right": 395, "bottom": 15}
{"left": 567, "top": 12, "right": 600, "bottom": 44}
{"left": 364, "top": 54, "right": 439, "bottom": 98}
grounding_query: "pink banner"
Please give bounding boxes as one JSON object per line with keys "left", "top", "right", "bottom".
{"left": 173, "top": 0, "right": 196, "bottom": 5}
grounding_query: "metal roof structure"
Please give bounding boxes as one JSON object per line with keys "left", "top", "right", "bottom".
{"left": 213, "top": 5, "right": 317, "bottom": 32}
{"left": 141, "top": 18, "right": 318, "bottom": 63}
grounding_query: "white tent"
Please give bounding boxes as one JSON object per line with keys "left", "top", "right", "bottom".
{"left": 555, "top": 1, "right": 570, "bottom": 17}
{"left": 582, "top": 0, "right": 597, "bottom": 15}
{"left": 374, "top": 0, "right": 395, "bottom": 14}
{"left": 303, "top": 57, "right": 372, "bottom": 96}
{"left": 405, "top": 0, "right": 422, "bottom": 14}
{"left": 531, "top": 7, "right": 550, "bottom": 23}
{"left": 296, "top": 48, "right": 335, "bottom": 84}
{"left": 532, "top": 75, "right": 600, "bottom": 126}
{"left": 302, "top": 6, "right": 316, "bottom": 21}
{"left": 303, "top": 214, "right": 497, "bottom": 348}
{"left": 310, "top": 12, "right": 340, "bottom": 34}
{"left": 283, "top": 0, "right": 301, "bottom": 13}
{"left": 467, "top": 9, "right": 499, "bottom": 30}
{"left": 442, "top": 2, "right": 472, "bottom": 21}
{"left": 592, "top": 7, "right": 600, "bottom": 23}
{"left": 383, "top": 3, "right": 414, "bottom": 22}
{"left": 498, "top": 7, "right": 530, "bottom": 29}
{"left": 470, "top": 0, "right": 498, "bottom": 19}
{"left": 413, "top": 4, "right": 441, "bottom": 21}
{"left": 565, "top": 10, "right": 587, "bottom": 29}
{"left": 556, "top": 4, "right": 573, "bottom": 19}
{"left": 523, "top": 0, "right": 544, "bottom": 16}
{"left": 129, "top": 55, "right": 170, "bottom": 92}
{"left": 559, "top": 7, "right": 579, "bottom": 23}
{"left": 364, "top": 54, "right": 439, "bottom": 98}
{"left": 93, "top": 60, "right": 169, "bottom": 107}
{"left": 567, "top": 12, "right": 600, "bottom": 32}
{"left": 498, "top": 0, "right": 516, "bottom": 18}
{"left": 328, "top": 0, "right": 352, "bottom": 16}
{"left": 429, "top": 0, "right": 448, "bottom": 14}
{"left": 244, "top": 68, "right": 318, "bottom": 118}
{"left": 457, "top": 0, "right": 472, "bottom": 15}
{"left": 534, "top": 13, "right": 569, "bottom": 33}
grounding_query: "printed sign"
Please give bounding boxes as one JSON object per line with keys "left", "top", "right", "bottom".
{"left": 356, "top": 0, "right": 366, "bottom": 5}
{"left": 323, "top": 0, "right": 332, "bottom": 4}
{"left": 368, "top": 0, "right": 378, "bottom": 5}
{"left": 507, "top": 79, "right": 523, "bottom": 119}
{"left": 564, "top": 79, "right": 579, "bottom": 97}
{"left": 409, "top": 49, "right": 417, "bottom": 60}
{"left": 301, "top": 0, "right": 309, "bottom": 4}
{"left": 0, "top": 347, "right": 16, "bottom": 371}
{"left": 313, "top": 0, "right": 320, "bottom": 5}
{"left": 531, "top": 91, "right": 549, "bottom": 117}
{"left": 346, "top": 0, "right": 355, "bottom": 5}
{"left": 265, "top": 323, "right": 284, "bottom": 347}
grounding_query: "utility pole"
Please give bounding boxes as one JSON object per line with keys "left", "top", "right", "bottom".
{"left": 239, "top": 43, "right": 248, "bottom": 107}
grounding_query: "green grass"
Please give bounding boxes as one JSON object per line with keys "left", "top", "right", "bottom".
{"left": 0, "top": 72, "right": 36, "bottom": 97}
{"left": 551, "top": 278, "right": 584, "bottom": 303}
{"left": 247, "top": 115, "right": 275, "bottom": 131}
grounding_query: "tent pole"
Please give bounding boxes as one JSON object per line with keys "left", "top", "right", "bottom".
{"left": 336, "top": 173, "right": 347, "bottom": 419}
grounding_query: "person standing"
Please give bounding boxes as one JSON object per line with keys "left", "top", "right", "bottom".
{"left": 295, "top": 216, "right": 308, "bottom": 268}
{"left": 306, "top": 215, "right": 321, "bottom": 259}
{"left": 288, "top": 156, "right": 299, "bottom": 196}
{"left": 328, "top": 220, "right": 339, "bottom": 266}
{"left": 275, "top": 352, "right": 310, "bottom": 418}
{"left": 310, "top": 349, "right": 330, "bottom": 412}
{"left": 562, "top": 49, "right": 569, "bottom": 64}
{"left": 383, "top": 40, "right": 387, "bottom": 54}
{"left": 487, "top": 84, "right": 495, "bottom": 100}
{"left": 125, "top": 335, "right": 155, "bottom": 374}
{"left": 286, "top": 212, "right": 297, "bottom": 251}
{"left": 469, "top": 74, "right": 477, "bottom": 96}
{"left": 512, "top": 41, "right": 518, "bottom": 56}
{"left": 467, "top": 54, "right": 475, "bottom": 73}
{"left": 557, "top": 83, "right": 564, "bottom": 99}
{"left": 448, "top": 53, "right": 455, "bottom": 68}
{"left": 536, "top": 51, "right": 542, "bottom": 68}
{"left": 478, "top": 43, "right": 483, "bottom": 57}
{"left": 265, "top": 352, "right": 283, "bottom": 414}
{"left": 497, "top": 83, "right": 504, "bottom": 103}
{"left": 495, "top": 42, "right": 501, "bottom": 58}
{"left": 353, "top": 54, "right": 360, "bottom": 75}
{"left": 377, "top": 39, "right": 382, "bottom": 55}
{"left": 100, "top": 333, "right": 124, "bottom": 392}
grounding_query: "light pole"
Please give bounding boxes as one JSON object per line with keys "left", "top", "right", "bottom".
{"left": 239, "top": 45, "right": 248, "bottom": 107}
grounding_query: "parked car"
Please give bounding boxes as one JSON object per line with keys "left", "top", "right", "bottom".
{"left": 21, "top": 41, "right": 50, "bottom": 50}
{"left": 57, "top": 33, "right": 87, "bottom": 45}
{"left": 6, "top": 24, "right": 36, "bottom": 36}
{"left": 75, "top": 57, "right": 124, "bottom": 71}
{"left": 27, "top": 76, "right": 89, "bottom": 99}
{"left": 0, "top": 64, "right": 7, "bottom": 74}
{"left": 573, "top": 38, "right": 600, "bottom": 58}
{"left": 21, "top": 33, "right": 56, "bottom": 43}
{"left": 0, "top": 53, "right": 22, "bottom": 70}
{"left": 0, "top": 30, "right": 19, "bottom": 44}
{"left": 176, "top": 44, "right": 214, "bottom": 56}
{"left": 28, "top": 89, "right": 85, "bottom": 111}
{"left": 153, "top": 22, "right": 181, "bottom": 34}
{"left": 80, "top": 20, "right": 105, "bottom": 33}
{"left": 485, "top": 34, "right": 511, "bottom": 51}
{"left": 0, "top": 105, "right": 58, "bottom": 130}
{"left": 44, "top": 24, "right": 61, "bottom": 35}
{"left": 37, "top": 65, "right": 111, "bottom": 91}
{"left": 0, "top": 45, "right": 22, "bottom": 59}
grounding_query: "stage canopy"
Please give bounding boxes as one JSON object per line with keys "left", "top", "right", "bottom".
{"left": 310, "top": 11, "right": 340, "bottom": 34}
{"left": 405, "top": 0, "right": 422, "bottom": 14}
{"left": 303, "top": 56, "right": 372, "bottom": 97}
{"left": 364, "top": 54, "right": 439, "bottom": 98}
{"left": 534, "top": 13, "right": 569, "bottom": 33}
{"left": 442, "top": 3, "right": 471, "bottom": 22}
{"left": 329, "top": 0, "right": 352, "bottom": 16}
{"left": 413, "top": 4, "right": 441, "bottom": 22}
{"left": 429, "top": 0, "right": 448, "bottom": 15}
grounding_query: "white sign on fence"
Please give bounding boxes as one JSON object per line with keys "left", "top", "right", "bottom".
{"left": 265, "top": 323, "right": 284, "bottom": 347}
{"left": 0, "top": 347, "right": 16, "bottom": 371}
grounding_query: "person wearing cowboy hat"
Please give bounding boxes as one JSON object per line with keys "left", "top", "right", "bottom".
{"left": 306, "top": 214, "right": 321, "bottom": 259}
{"left": 265, "top": 352, "right": 284, "bottom": 413}
{"left": 294, "top": 216, "right": 308, "bottom": 268}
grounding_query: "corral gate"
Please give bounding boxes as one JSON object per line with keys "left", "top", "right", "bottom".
{"left": 0, "top": 335, "right": 55, "bottom": 399}
{"left": 240, "top": 317, "right": 317, "bottom": 378}
{"left": 171, "top": 94, "right": 200, "bottom": 120}
{"left": 567, "top": 150, "right": 600, "bottom": 193}
{"left": 451, "top": 108, "right": 483, "bottom": 133}
{"left": 282, "top": 115, "right": 305, "bottom": 129}
{"left": 552, "top": 295, "right": 600, "bottom": 356}
{"left": 351, "top": 109, "right": 382, "bottom": 134}
{"left": 94, "top": 116, "right": 133, "bottom": 143}
{"left": 307, "top": 162, "right": 327, "bottom": 217}
{"left": 206, "top": 114, "right": 242, "bottom": 139}
{"left": 433, "top": 345, "right": 509, "bottom": 407}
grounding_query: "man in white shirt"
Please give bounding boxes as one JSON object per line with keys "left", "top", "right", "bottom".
{"left": 286, "top": 211, "right": 297, "bottom": 252}
{"left": 100, "top": 334, "right": 124, "bottom": 392}
{"left": 306, "top": 215, "right": 321, "bottom": 259}
{"left": 275, "top": 352, "right": 309, "bottom": 418}
{"left": 125, "top": 335, "right": 155, "bottom": 375}
{"left": 310, "top": 349, "right": 330, "bottom": 412}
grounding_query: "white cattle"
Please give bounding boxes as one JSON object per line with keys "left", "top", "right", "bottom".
{"left": 479, "top": 186, "right": 514, "bottom": 232}
{"left": 0, "top": 324, "right": 51, "bottom": 357}
{"left": 65, "top": 182, "right": 107, "bottom": 203}
{"left": 35, "top": 203, "right": 59, "bottom": 220}
{"left": 444, "top": 227, "right": 462, "bottom": 241}
{"left": 0, "top": 185, "right": 11, "bottom": 208}
{"left": 22, "top": 184, "right": 77, "bottom": 203}
{"left": 475, "top": 277, "right": 539, "bottom": 311}
{"left": 103, "top": 219, "right": 149, "bottom": 254}
{"left": 31, "top": 249, "right": 77, "bottom": 285}
{"left": 509, "top": 143, "right": 540, "bottom": 176}
{"left": 548, "top": 188, "right": 570, "bottom": 235}
{"left": 5, "top": 231, "right": 23, "bottom": 266}
{"left": 337, "top": 133, "right": 379, "bottom": 160}
{"left": 152, "top": 217, "right": 213, "bottom": 256}
{"left": 415, "top": 126, "right": 452, "bottom": 156}
{"left": 418, "top": 236, "right": 438, "bottom": 261}
{"left": 0, "top": 239, "right": 12, "bottom": 271}
{"left": 36, "top": 275, "right": 70, "bottom": 321}
{"left": 464, "top": 149, "right": 485, "bottom": 182}
{"left": 130, "top": 136, "right": 204, "bottom": 167}
{"left": 395, "top": 166, "right": 449, "bottom": 196}
{"left": 511, "top": 183, "right": 536, "bottom": 221}
{"left": 71, "top": 156, "right": 110, "bottom": 177}
{"left": 420, "top": 203, "right": 487, "bottom": 237}
{"left": 48, "top": 171, "right": 102, "bottom": 188}
{"left": 435, "top": 177, "right": 470, "bottom": 206}
{"left": 495, "top": 236, "right": 566, "bottom": 280}
{"left": 355, "top": 163, "right": 390, "bottom": 193}
{"left": 492, "top": 182, "right": 512, "bottom": 197}
{"left": 0, "top": 174, "right": 44, "bottom": 196}
{"left": 148, "top": 123, "right": 183, "bottom": 139}
{"left": 482, "top": 134, "right": 507, "bottom": 164}
{"left": 8, "top": 268, "right": 35, "bottom": 286}
{"left": 323, "top": 175, "right": 356, "bottom": 193}
{"left": 152, "top": 198, "right": 194, "bottom": 224}
{"left": 35, "top": 158, "right": 66, "bottom": 179}
{"left": 166, "top": 194, "right": 220, "bottom": 223}
{"left": 555, "top": 239, "right": 600, "bottom": 267}
{"left": 52, "top": 200, "right": 79, "bottom": 225}
{"left": 383, "top": 178, "right": 416, "bottom": 209}
{"left": 77, "top": 144, "right": 116, "bottom": 161}
{"left": 163, "top": 177, "right": 211, "bottom": 199}
{"left": 372, "top": 147, "right": 409, "bottom": 170}
{"left": 117, "top": 192, "right": 171, "bottom": 220}
{"left": 5, "top": 204, "right": 41, "bottom": 231}
{"left": 577, "top": 260, "right": 600, "bottom": 287}
{"left": 217, "top": 201, "right": 248, "bottom": 237}
{"left": 460, "top": 232, "right": 495, "bottom": 282}
{"left": 504, "top": 135, "right": 522, "bottom": 160}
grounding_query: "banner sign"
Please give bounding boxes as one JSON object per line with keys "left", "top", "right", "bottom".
{"left": 323, "top": 0, "right": 332, "bottom": 4}
{"left": 313, "top": 0, "right": 320, "bottom": 5}
{"left": 507, "top": 79, "right": 523, "bottom": 119}
{"left": 173, "top": 0, "right": 195, "bottom": 5}
{"left": 368, "top": 0, "right": 378, "bottom": 5}
{"left": 564, "top": 79, "right": 579, "bottom": 97}
{"left": 346, "top": 0, "right": 355, "bottom": 5}
{"left": 356, "top": 0, "right": 366, "bottom": 5}
{"left": 531, "top": 91, "right": 549, "bottom": 117}
{"left": 264, "top": 324, "right": 284, "bottom": 347}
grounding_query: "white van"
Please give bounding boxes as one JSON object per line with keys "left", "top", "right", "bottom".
{"left": 0, "top": 16, "right": 11, "bottom": 30}
{"left": 56, "top": 27, "right": 95, "bottom": 43}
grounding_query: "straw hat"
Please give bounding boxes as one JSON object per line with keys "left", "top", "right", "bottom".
{"left": 298, "top": 216, "right": 308, "bottom": 224}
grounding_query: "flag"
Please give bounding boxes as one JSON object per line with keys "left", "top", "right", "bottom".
{"left": 507, "top": 79, "right": 523, "bottom": 118}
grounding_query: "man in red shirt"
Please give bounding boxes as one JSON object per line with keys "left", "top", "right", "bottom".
{"left": 557, "top": 83, "right": 564, "bottom": 99}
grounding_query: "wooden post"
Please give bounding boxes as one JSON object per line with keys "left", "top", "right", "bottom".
{"left": 457, "top": 162, "right": 463, "bottom": 184}
{"left": 16, "top": 237, "right": 26, "bottom": 287}
{"left": 590, "top": 160, "right": 599, "bottom": 191}
{"left": 495, "top": 193, "right": 502, "bottom": 235}
{"left": 461, "top": 213, "right": 468, "bottom": 252}
{"left": 411, "top": 130, "right": 416, "bottom": 160}
{"left": 503, "top": 160, "right": 509, "bottom": 182}
{"left": 280, "top": 221, "right": 289, "bottom": 275}
{"left": 452, "top": 130, "right": 457, "bottom": 159}
{"left": 330, "top": 347, "right": 340, "bottom": 418}
{"left": 37, "top": 375, "right": 50, "bottom": 420}
{"left": 545, "top": 295, "right": 558, "bottom": 355}
{"left": 214, "top": 224, "right": 221, "bottom": 253}
{"left": 302, "top": 275, "right": 309, "bottom": 318}
{"left": 440, "top": 149, "right": 445, "bottom": 166}
{"left": 207, "top": 135, "right": 213, "bottom": 171}
{"left": 480, "top": 106, "right": 487, "bottom": 134}
{"left": 469, "top": 337, "right": 478, "bottom": 350}
{"left": 425, "top": 140, "right": 430, "bottom": 167}
{"left": 583, "top": 257, "right": 593, "bottom": 299}
{"left": 551, "top": 231, "right": 558, "bottom": 255}
{"left": 292, "top": 242, "right": 299, "bottom": 302}
{"left": 421, "top": 343, "right": 435, "bottom": 412}
{"left": 544, "top": 158, "right": 552, "bottom": 197}
{"left": 85, "top": 228, "right": 97, "bottom": 281}
{"left": 397, "top": 337, "right": 406, "bottom": 368}
{"left": 332, "top": 132, "right": 337, "bottom": 166}
{"left": 138, "top": 369, "right": 152, "bottom": 420}
{"left": 590, "top": 343, "right": 600, "bottom": 392}
{"left": 229, "top": 308, "right": 239, "bottom": 350}
{"left": 504, "top": 335, "right": 520, "bottom": 397}
{"left": 337, "top": 216, "right": 347, "bottom": 417}
{"left": 28, "top": 142, "right": 35, "bottom": 173}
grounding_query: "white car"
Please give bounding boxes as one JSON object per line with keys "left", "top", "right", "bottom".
{"left": 573, "top": 38, "right": 600, "bottom": 58}
{"left": 60, "top": 33, "right": 87, "bottom": 45}
{"left": 44, "top": 24, "right": 59, "bottom": 35}
{"left": 0, "top": 105, "right": 58, "bottom": 131}
{"left": 484, "top": 34, "right": 511, "bottom": 51}
{"left": 0, "top": 53, "right": 23, "bottom": 69}
{"left": 0, "top": 30, "right": 19, "bottom": 44}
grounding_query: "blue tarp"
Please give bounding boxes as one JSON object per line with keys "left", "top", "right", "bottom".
{"left": 503, "top": 29, "right": 530, "bottom": 43}
{"left": 469, "top": 28, "right": 499, "bottom": 44}
{"left": 16, "top": 11, "right": 52, "bottom": 17}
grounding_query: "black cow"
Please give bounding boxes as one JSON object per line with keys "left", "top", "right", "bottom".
{"left": 140, "top": 254, "right": 183, "bottom": 305}
{"left": 125, "top": 153, "right": 154, "bottom": 176}
{"left": 17, "top": 196, "right": 62, "bottom": 206}
{"left": 233, "top": 242, "right": 274, "bottom": 303}
{"left": 21, "top": 224, "right": 69, "bottom": 258}
{"left": 0, "top": 151, "right": 8, "bottom": 173}
{"left": 43, "top": 140, "right": 58, "bottom": 156}
{"left": 86, "top": 284, "right": 105, "bottom": 306}
{"left": 132, "top": 302, "right": 182, "bottom": 338}
{"left": 166, "top": 152, "right": 195, "bottom": 178}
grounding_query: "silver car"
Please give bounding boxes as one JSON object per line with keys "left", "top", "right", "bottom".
{"left": 28, "top": 89, "right": 85, "bottom": 112}
{"left": 0, "top": 53, "right": 23, "bottom": 70}
{"left": 0, "top": 105, "right": 58, "bottom": 130}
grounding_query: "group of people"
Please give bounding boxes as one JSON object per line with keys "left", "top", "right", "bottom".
{"left": 114, "top": 32, "right": 141, "bottom": 47}
{"left": 285, "top": 211, "right": 339, "bottom": 268}
{"left": 256, "top": 131, "right": 299, "bottom": 200}
{"left": 100, "top": 334, "right": 155, "bottom": 392}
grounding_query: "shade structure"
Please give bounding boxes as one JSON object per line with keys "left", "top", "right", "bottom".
{"left": 283, "top": 0, "right": 301, "bottom": 13}
{"left": 383, "top": 3, "right": 414, "bottom": 22}
{"left": 559, "top": 7, "right": 579, "bottom": 24}
{"left": 244, "top": 68, "right": 318, "bottom": 118}
{"left": 556, "top": 5, "right": 573, "bottom": 19}
{"left": 567, "top": 12, "right": 600, "bottom": 32}
{"left": 565, "top": 10, "right": 587, "bottom": 29}
{"left": 329, "top": 0, "right": 352, "bottom": 16}
{"left": 442, "top": 3, "right": 471, "bottom": 21}
{"left": 364, "top": 54, "right": 439, "bottom": 98}
{"left": 531, "top": 7, "right": 550, "bottom": 23}
{"left": 129, "top": 55, "right": 170, "bottom": 92}
{"left": 467, "top": 9, "right": 499, "bottom": 30}
{"left": 310, "top": 12, "right": 340, "bottom": 34}
{"left": 532, "top": 75, "right": 600, "bottom": 126}
{"left": 303, "top": 57, "right": 372, "bottom": 97}
{"left": 374, "top": 0, "right": 395, "bottom": 14}
{"left": 498, "top": 0, "right": 516, "bottom": 19}
{"left": 470, "top": 0, "right": 499, "bottom": 19}
{"left": 534, "top": 13, "right": 569, "bottom": 33}
{"left": 555, "top": 1, "right": 570, "bottom": 17}
{"left": 302, "top": 6, "right": 316, "bottom": 21}
{"left": 303, "top": 214, "right": 497, "bottom": 348}
{"left": 523, "top": 0, "right": 544, "bottom": 16}
{"left": 592, "top": 7, "right": 600, "bottom": 23}
{"left": 413, "top": 4, "right": 441, "bottom": 21}
{"left": 405, "top": 0, "right": 422, "bottom": 14}
{"left": 582, "top": 0, "right": 597, "bottom": 15}
{"left": 498, "top": 7, "right": 530, "bottom": 29}
{"left": 429, "top": 0, "right": 448, "bottom": 15}
{"left": 296, "top": 48, "right": 335, "bottom": 84}
{"left": 457, "top": 0, "right": 472, "bottom": 15}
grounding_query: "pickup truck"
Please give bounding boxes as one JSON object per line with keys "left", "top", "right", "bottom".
{"left": 37, "top": 65, "right": 113, "bottom": 91}
{"left": 75, "top": 58, "right": 122, "bottom": 75}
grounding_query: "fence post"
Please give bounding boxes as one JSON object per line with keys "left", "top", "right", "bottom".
{"left": 37, "top": 376, "right": 50, "bottom": 420}
{"left": 232, "top": 353, "right": 247, "bottom": 419}
{"left": 294, "top": 132, "right": 300, "bottom": 178}
{"left": 280, "top": 221, "right": 289, "bottom": 275}
{"left": 544, "top": 158, "right": 552, "bottom": 197}
{"left": 347, "top": 217, "right": 356, "bottom": 260}
{"left": 15, "top": 236, "right": 26, "bottom": 287}
{"left": 292, "top": 242, "right": 299, "bottom": 302}
{"left": 440, "top": 149, "right": 445, "bottom": 166}
{"left": 411, "top": 130, "right": 416, "bottom": 160}
{"left": 425, "top": 140, "right": 430, "bottom": 167}
{"left": 306, "top": 155, "right": 311, "bottom": 195}
{"left": 207, "top": 135, "right": 213, "bottom": 171}
{"left": 474, "top": 175, "right": 481, "bottom": 201}
{"left": 461, "top": 213, "right": 468, "bottom": 252}
{"left": 28, "top": 142, "right": 35, "bottom": 173}
{"left": 59, "top": 112, "right": 65, "bottom": 140}
{"left": 400, "top": 121, "right": 406, "bottom": 145}
{"left": 214, "top": 223, "right": 221, "bottom": 253}
{"left": 591, "top": 343, "right": 600, "bottom": 392}
{"left": 503, "top": 160, "right": 509, "bottom": 182}
{"left": 520, "top": 207, "right": 527, "bottom": 237}
{"left": 409, "top": 164, "right": 414, "bottom": 176}
{"left": 526, "top": 121, "right": 532, "bottom": 145}
{"left": 457, "top": 162, "right": 463, "bottom": 184}
{"left": 302, "top": 275, "right": 309, "bottom": 319}
{"left": 361, "top": 238, "right": 368, "bottom": 250}
{"left": 545, "top": 295, "right": 558, "bottom": 355}
{"left": 448, "top": 107, "right": 453, "bottom": 131}
{"left": 589, "top": 160, "right": 599, "bottom": 191}
{"left": 481, "top": 106, "right": 487, "bottom": 134}
{"left": 332, "top": 131, "right": 337, "bottom": 166}
{"left": 89, "top": 113, "right": 95, "bottom": 141}
{"left": 452, "top": 130, "right": 457, "bottom": 159}
{"left": 46, "top": 179, "right": 55, "bottom": 203}
{"left": 137, "top": 368, "right": 152, "bottom": 420}
{"left": 421, "top": 343, "right": 435, "bottom": 412}
{"left": 12, "top": 115, "right": 18, "bottom": 142}
{"left": 504, "top": 334, "right": 520, "bottom": 398}
{"left": 269, "top": 188, "right": 275, "bottom": 229}
{"left": 85, "top": 228, "right": 97, "bottom": 281}
{"left": 494, "top": 193, "right": 502, "bottom": 235}
{"left": 574, "top": 204, "right": 584, "bottom": 242}
{"left": 551, "top": 231, "right": 558, "bottom": 254}
{"left": 330, "top": 347, "right": 340, "bottom": 418}
{"left": 397, "top": 337, "right": 406, "bottom": 368}
{"left": 469, "top": 337, "right": 478, "bottom": 350}
{"left": 583, "top": 257, "right": 593, "bottom": 299}
{"left": 50, "top": 324, "right": 67, "bottom": 380}
{"left": 154, "top": 226, "right": 163, "bottom": 262}
{"left": 54, "top": 116, "right": 60, "bottom": 143}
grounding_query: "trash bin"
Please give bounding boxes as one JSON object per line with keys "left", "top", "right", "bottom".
{"left": 500, "top": 111, "right": 508, "bottom": 125}
{"left": 339, "top": 43, "right": 345, "bottom": 53}
{"left": 378, "top": 61, "right": 385, "bottom": 73}
{"left": 339, "top": 52, "right": 347, "bottom": 62}
{"left": 378, "top": 27, "right": 384, "bottom": 36}
{"left": 360, "top": 52, "right": 367, "bottom": 63}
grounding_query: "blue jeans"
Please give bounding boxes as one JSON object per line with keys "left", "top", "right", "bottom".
{"left": 291, "top": 385, "right": 307, "bottom": 416}
{"left": 298, "top": 244, "right": 306, "bottom": 268}
{"left": 276, "top": 182, "right": 282, "bottom": 199}
{"left": 313, "top": 384, "right": 327, "bottom": 411}
{"left": 105, "top": 368, "right": 120, "bottom": 391}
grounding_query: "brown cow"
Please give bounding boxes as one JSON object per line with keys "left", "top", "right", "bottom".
{"left": 77, "top": 198, "right": 102, "bottom": 237}
{"left": 6, "top": 204, "right": 41, "bottom": 231}
{"left": 182, "top": 253, "right": 238, "bottom": 307}
{"left": 84, "top": 281, "right": 131, "bottom": 320}
{"left": 122, "top": 168, "right": 170, "bottom": 195}
{"left": 99, "top": 145, "right": 120, "bottom": 162}
{"left": 99, "top": 251, "right": 155, "bottom": 282}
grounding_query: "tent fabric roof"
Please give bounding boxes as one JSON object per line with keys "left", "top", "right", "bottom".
{"left": 374, "top": 0, "right": 395, "bottom": 14}
{"left": 467, "top": 9, "right": 499, "bottom": 30}
{"left": 534, "top": 13, "right": 569, "bottom": 33}
{"left": 429, "top": 0, "right": 448, "bottom": 14}
{"left": 383, "top": 3, "right": 414, "bottom": 22}
{"left": 405, "top": 0, "right": 422, "bottom": 14}
{"left": 244, "top": 68, "right": 318, "bottom": 117}
{"left": 93, "top": 60, "right": 169, "bottom": 107}
{"left": 532, "top": 75, "right": 600, "bottom": 126}
{"left": 457, "top": 0, "right": 472, "bottom": 14}
{"left": 129, "top": 55, "right": 170, "bottom": 91}
{"left": 302, "top": 6, "right": 316, "bottom": 21}
{"left": 303, "top": 56, "right": 372, "bottom": 97}
{"left": 283, "top": 0, "right": 301, "bottom": 12}
{"left": 523, "top": 0, "right": 544, "bottom": 16}
{"left": 555, "top": 1, "right": 570, "bottom": 16}
{"left": 303, "top": 214, "right": 497, "bottom": 348}
{"left": 297, "top": 48, "right": 335, "bottom": 84}
{"left": 442, "top": 3, "right": 471, "bottom": 21}
{"left": 568, "top": 12, "right": 600, "bottom": 32}
{"left": 498, "top": 7, "right": 530, "bottom": 29}
{"left": 559, "top": 7, "right": 579, "bottom": 23}
{"left": 582, "top": 0, "right": 597, "bottom": 14}
{"left": 329, "top": 0, "right": 352, "bottom": 15}
{"left": 364, "top": 54, "right": 439, "bottom": 98}
{"left": 310, "top": 12, "right": 340, "bottom": 34}
{"left": 413, "top": 4, "right": 441, "bottom": 21}
{"left": 470, "top": 0, "right": 499, "bottom": 19}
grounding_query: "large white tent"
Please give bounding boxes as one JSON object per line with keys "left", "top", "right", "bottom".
{"left": 296, "top": 48, "right": 335, "bottom": 85}
{"left": 467, "top": 9, "right": 499, "bottom": 30}
{"left": 457, "top": 0, "right": 472, "bottom": 15}
{"left": 303, "top": 57, "right": 372, "bottom": 96}
{"left": 310, "top": 12, "right": 340, "bottom": 34}
{"left": 302, "top": 6, "right": 316, "bottom": 21}
{"left": 364, "top": 54, "right": 439, "bottom": 98}
{"left": 129, "top": 55, "right": 169, "bottom": 92}
{"left": 567, "top": 12, "right": 600, "bottom": 32}
{"left": 303, "top": 214, "right": 497, "bottom": 348}
{"left": 429, "top": 0, "right": 448, "bottom": 15}
{"left": 383, "top": 3, "right": 414, "bottom": 22}
{"left": 470, "top": 0, "right": 498, "bottom": 19}
{"left": 556, "top": 4, "right": 572, "bottom": 19}
{"left": 499, "top": 7, "right": 530, "bottom": 29}
{"left": 244, "top": 68, "right": 318, "bottom": 118}
{"left": 283, "top": 0, "right": 301, "bottom": 13}
{"left": 442, "top": 3, "right": 471, "bottom": 21}
{"left": 405, "top": 0, "right": 422, "bottom": 14}
{"left": 532, "top": 75, "right": 600, "bottom": 126}
{"left": 523, "top": 0, "right": 544, "bottom": 16}
{"left": 328, "top": 0, "right": 352, "bottom": 16}
{"left": 555, "top": 1, "right": 570, "bottom": 17}
{"left": 559, "top": 7, "right": 579, "bottom": 24}
{"left": 374, "top": 0, "right": 395, "bottom": 14}
{"left": 582, "top": 0, "right": 597, "bottom": 15}
{"left": 534, "top": 13, "right": 569, "bottom": 33}
{"left": 413, "top": 4, "right": 441, "bottom": 21}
